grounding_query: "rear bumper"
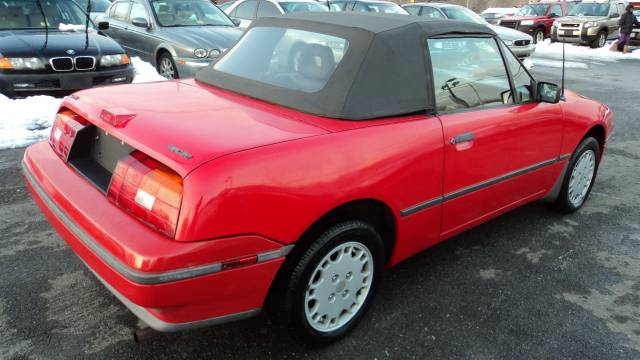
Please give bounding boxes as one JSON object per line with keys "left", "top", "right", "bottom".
{"left": 0, "top": 66, "right": 133, "bottom": 96}
{"left": 23, "top": 142, "right": 291, "bottom": 331}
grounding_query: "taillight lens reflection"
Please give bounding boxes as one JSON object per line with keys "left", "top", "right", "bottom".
{"left": 49, "top": 109, "right": 89, "bottom": 160}
{"left": 107, "top": 151, "right": 183, "bottom": 238}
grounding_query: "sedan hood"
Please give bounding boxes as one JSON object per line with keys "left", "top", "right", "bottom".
{"left": 0, "top": 30, "right": 124, "bottom": 57}
{"left": 66, "top": 79, "right": 329, "bottom": 177}
{"left": 162, "top": 26, "right": 241, "bottom": 51}
{"left": 490, "top": 24, "right": 533, "bottom": 41}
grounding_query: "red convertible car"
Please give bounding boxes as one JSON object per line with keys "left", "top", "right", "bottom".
{"left": 23, "top": 13, "right": 613, "bottom": 343}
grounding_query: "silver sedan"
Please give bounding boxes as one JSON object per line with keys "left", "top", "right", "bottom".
{"left": 103, "top": 0, "right": 242, "bottom": 79}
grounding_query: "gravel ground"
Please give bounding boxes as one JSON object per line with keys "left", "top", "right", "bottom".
{"left": 1, "top": 54, "right": 639, "bottom": 359}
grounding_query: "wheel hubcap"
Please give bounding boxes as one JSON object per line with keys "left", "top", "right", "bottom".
{"left": 159, "top": 58, "right": 175, "bottom": 79}
{"left": 536, "top": 31, "right": 544, "bottom": 43}
{"left": 568, "top": 150, "right": 596, "bottom": 207}
{"left": 304, "top": 241, "right": 373, "bottom": 332}
{"left": 599, "top": 34, "right": 606, "bottom": 47}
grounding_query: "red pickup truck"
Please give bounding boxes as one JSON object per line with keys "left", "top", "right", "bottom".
{"left": 499, "top": 1, "right": 577, "bottom": 43}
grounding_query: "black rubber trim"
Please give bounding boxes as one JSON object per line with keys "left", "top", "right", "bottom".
{"left": 401, "top": 154, "right": 572, "bottom": 217}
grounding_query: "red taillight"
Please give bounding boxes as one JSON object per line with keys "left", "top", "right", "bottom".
{"left": 107, "top": 151, "right": 183, "bottom": 238}
{"left": 49, "top": 109, "right": 89, "bottom": 160}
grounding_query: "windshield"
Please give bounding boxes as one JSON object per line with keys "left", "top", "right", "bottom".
{"left": 366, "top": 3, "right": 407, "bottom": 14}
{"left": 516, "top": 4, "right": 549, "bottom": 16}
{"left": 0, "top": 0, "right": 93, "bottom": 30}
{"left": 152, "top": 0, "right": 234, "bottom": 26}
{"left": 280, "top": 2, "right": 328, "bottom": 12}
{"left": 569, "top": 3, "right": 610, "bottom": 16}
{"left": 441, "top": 6, "right": 486, "bottom": 24}
{"left": 75, "top": 0, "right": 112, "bottom": 12}
{"left": 215, "top": 27, "right": 348, "bottom": 92}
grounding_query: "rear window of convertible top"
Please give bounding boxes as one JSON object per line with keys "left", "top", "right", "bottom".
{"left": 214, "top": 27, "right": 349, "bottom": 93}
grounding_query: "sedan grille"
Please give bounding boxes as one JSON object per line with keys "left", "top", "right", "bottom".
{"left": 561, "top": 23, "right": 581, "bottom": 28}
{"left": 500, "top": 21, "right": 519, "bottom": 29}
{"left": 75, "top": 56, "right": 95, "bottom": 71}
{"left": 514, "top": 40, "right": 531, "bottom": 46}
{"left": 50, "top": 57, "right": 74, "bottom": 72}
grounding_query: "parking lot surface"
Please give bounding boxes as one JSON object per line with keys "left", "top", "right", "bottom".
{"left": 1, "top": 55, "right": 639, "bottom": 359}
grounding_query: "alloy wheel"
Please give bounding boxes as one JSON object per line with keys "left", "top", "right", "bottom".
{"left": 598, "top": 33, "right": 606, "bottom": 48}
{"left": 568, "top": 149, "right": 596, "bottom": 207}
{"left": 536, "top": 31, "right": 544, "bottom": 44}
{"left": 159, "top": 57, "right": 175, "bottom": 79}
{"left": 304, "top": 241, "right": 373, "bottom": 332}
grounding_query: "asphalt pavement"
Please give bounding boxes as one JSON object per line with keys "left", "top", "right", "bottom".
{"left": 1, "top": 53, "right": 639, "bottom": 359}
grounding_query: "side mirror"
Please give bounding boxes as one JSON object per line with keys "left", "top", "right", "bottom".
{"left": 537, "top": 81, "right": 561, "bottom": 103}
{"left": 231, "top": 18, "right": 241, "bottom": 26}
{"left": 98, "top": 21, "right": 109, "bottom": 30}
{"left": 131, "top": 17, "right": 149, "bottom": 28}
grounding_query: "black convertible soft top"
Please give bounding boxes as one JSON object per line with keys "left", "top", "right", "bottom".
{"left": 195, "top": 12, "right": 496, "bottom": 120}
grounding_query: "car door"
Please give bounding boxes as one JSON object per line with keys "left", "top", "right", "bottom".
{"left": 427, "top": 36, "right": 563, "bottom": 238}
{"left": 105, "top": 1, "right": 131, "bottom": 44}
{"left": 609, "top": 3, "right": 621, "bottom": 38}
{"left": 229, "top": 0, "right": 257, "bottom": 28}
{"left": 124, "top": 0, "right": 156, "bottom": 61}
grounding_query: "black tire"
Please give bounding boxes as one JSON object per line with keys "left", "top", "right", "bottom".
{"left": 552, "top": 137, "right": 600, "bottom": 213}
{"left": 590, "top": 30, "right": 607, "bottom": 48}
{"left": 157, "top": 52, "right": 178, "bottom": 79}
{"left": 276, "top": 221, "right": 384, "bottom": 345}
{"left": 532, "top": 28, "right": 545, "bottom": 44}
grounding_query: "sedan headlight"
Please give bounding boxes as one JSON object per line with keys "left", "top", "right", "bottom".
{"left": 100, "top": 54, "right": 130, "bottom": 67}
{"left": 0, "top": 57, "right": 45, "bottom": 70}
{"left": 194, "top": 48, "right": 223, "bottom": 59}
{"left": 503, "top": 40, "right": 514, "bottom": 46}
{"left": 520, "top": 20, "right": 534, "bottom": 25}
{"left": 583, "top": 21, "right": 597, "bottom": 28}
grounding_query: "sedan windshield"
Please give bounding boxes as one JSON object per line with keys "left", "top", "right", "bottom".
{"left": 0, "top": 0, "right": 92, "bottom": 30}
{"left": 152, "top": 0, "right": 234, "bottom": 26}
{"left": 280, "top": 2, "right": 328, "bottom": 13}
{"left": 75, "top": 0, "right": 113, "bottom": 12}
{"left": 441, "top": 6, "right": 486, "bottom": 24}
{"left": 568, "top": 3, "right": 610, "bottom": 17}
{"left": 365, "top": 3, "right": 407, "bottom": 14}
{"left": 516, "top": 4, "right": 549, "bottom": 16}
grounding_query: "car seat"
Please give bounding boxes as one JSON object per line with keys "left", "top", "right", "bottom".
{"left": 295, "top": 43, "right": 336, "bottom": 91}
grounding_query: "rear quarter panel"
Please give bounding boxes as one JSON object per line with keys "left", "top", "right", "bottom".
{"left": 177, "top": 116, "right": 446, "bottom": 265}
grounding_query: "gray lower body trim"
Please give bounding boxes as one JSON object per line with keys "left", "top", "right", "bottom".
{"left": 401, "top": 154, "right": 572, "bottom": 217}
{"left": 84, "top": 262, "right": 261, "bottom": 332}
{"left": 22, "top": 160, "right": 292, "bottom": 284}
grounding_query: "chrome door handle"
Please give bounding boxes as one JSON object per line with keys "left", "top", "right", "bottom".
{"left": 450, "top": 132, "right": 475, "bottom": 145}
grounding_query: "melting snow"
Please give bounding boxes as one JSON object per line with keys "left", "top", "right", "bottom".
{"left": 0, "top": 57, "right": 166, "bottom": 150}
{"left": 534, "top": 39, "right": 640, "bottom": 62}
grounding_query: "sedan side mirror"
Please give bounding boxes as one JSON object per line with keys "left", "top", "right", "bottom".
{"left": 98, "top": 21, "right": 109, "bottom": 30}
{"left": 131, "top": 17, "right": 150, "bottom": 28}
{"left": 537, "top": 81, "right": 561, "bottom": 103}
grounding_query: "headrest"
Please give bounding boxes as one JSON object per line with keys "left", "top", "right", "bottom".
{"left": 296, "top": 43, "right": 336, "bottom": 81}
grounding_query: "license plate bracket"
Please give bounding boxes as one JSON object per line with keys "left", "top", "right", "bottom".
{"left": 60, "top": 75, "right": 92, "bottom": 90}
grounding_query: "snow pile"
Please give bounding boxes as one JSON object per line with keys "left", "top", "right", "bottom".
{"left": 0, "top": 95, "right": 63, "bottom": 149}
{"left": 58, "top": 24, "right": 93, "bottom": 32}
{"left": 131, "top": 57, "right": 167, "bottom": 83}
{"left": 535, "top": 40, "right": 640, "bottom": 62}
{"left": 523, "top": 57, "right": 589, "bottom": 69}
{"left": 0, "top": 58, "right": 166, "bottom": 150}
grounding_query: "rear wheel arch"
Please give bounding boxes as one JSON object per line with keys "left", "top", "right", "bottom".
{"left": 265, "top": 199, "right": 396, "bottom": 311}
